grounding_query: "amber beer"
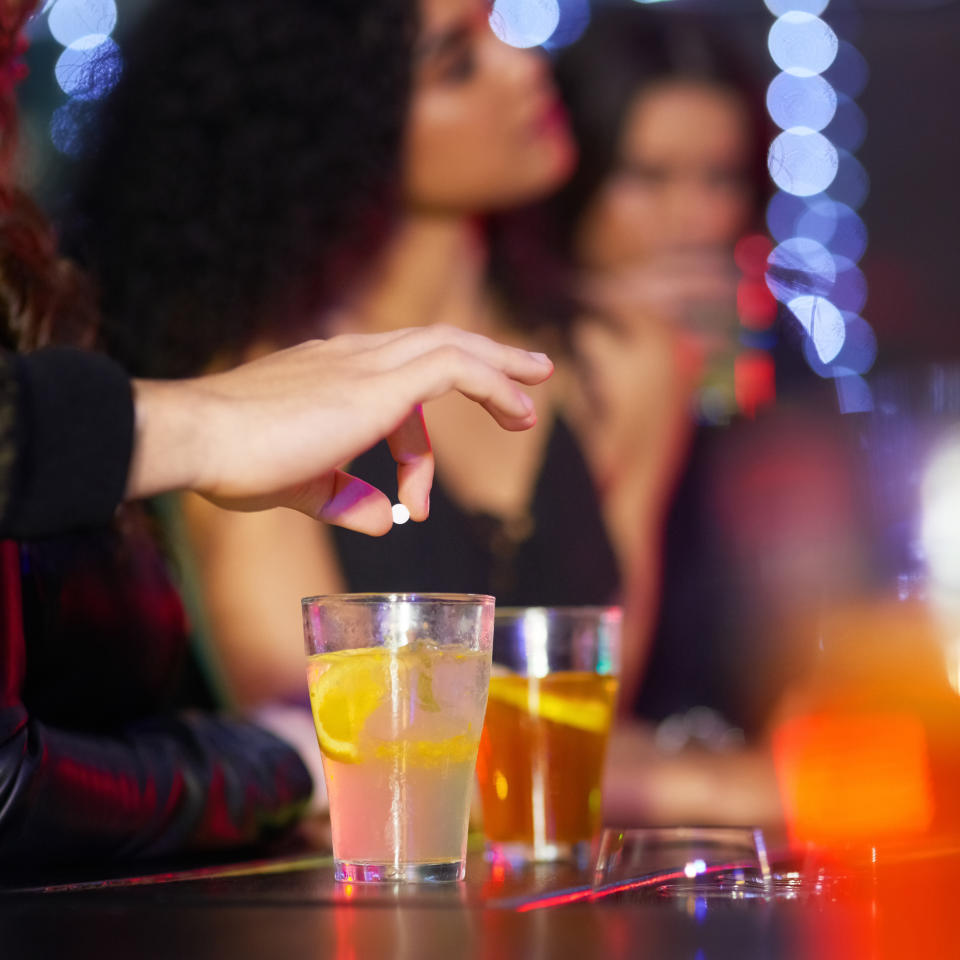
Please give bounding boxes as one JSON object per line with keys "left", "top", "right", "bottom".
{"left": 475, "top": 607, "right": 621, "bottom": 863}
{"left": 477, "top": 672, "right": 618, "bottom": 860}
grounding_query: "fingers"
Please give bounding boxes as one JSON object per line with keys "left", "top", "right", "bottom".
{"left": 390, "top": 345, "right": 540, "bottom": 432}
{"left": 287, "top": 470, "right": 394, "bottom": 536}
{"left": 358, "top": 324, "right": 554, "bottom": 386}
{"left": 385, "top": 405, "right": 435, "bottom": 522}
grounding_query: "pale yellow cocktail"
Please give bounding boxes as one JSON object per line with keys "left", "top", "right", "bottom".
{"left": 308, "top": 642, "right": 490, "bottom": 880}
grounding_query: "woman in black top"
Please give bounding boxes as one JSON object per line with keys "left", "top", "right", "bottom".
{"left": 66, "top": 0, "right": 619, "bottom": 717}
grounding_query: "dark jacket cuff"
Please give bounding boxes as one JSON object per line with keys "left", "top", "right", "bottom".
{"left": 3, "top": 348, "right": 134, "bottom": 538}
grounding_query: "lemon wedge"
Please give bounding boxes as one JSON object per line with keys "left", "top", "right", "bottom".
{"left": 487, "top": 674, "right": 615, "bottom": 734}
{"left": 307, "top": 649, "right": 389, "bottom": 763}
{"left": 374, "top": 732, "right": 480, "bottom": 767}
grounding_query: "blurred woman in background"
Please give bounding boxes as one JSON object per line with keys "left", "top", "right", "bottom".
{"left": 501, "top": 4, "right": 868, "bottom": 825}
{"left": 66, "top": 0, "right": 621, "bottom": 743}
{"left": 520, "top": 5, "right": 770, "bottom": 724}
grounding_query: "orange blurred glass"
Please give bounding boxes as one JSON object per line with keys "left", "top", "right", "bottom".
{"left": 772, "top": 599, "right": 960, "bottom": 859}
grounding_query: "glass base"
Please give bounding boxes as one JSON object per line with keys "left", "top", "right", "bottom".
{"left": 334, "top": 859, "right": 465, "bottom": 883}
{"left": 485, "top": 840, "right": 592, "bottom": 869}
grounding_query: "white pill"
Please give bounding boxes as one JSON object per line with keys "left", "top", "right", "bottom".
{"left": 392, "top": 503, "right": 411, "bottom": 525}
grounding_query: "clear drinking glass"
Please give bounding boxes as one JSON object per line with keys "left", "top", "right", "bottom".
{"left": 592, "top": 826, "right": 773, "bottom": 901}
{"left": 302, "top": 593, "right": 494, "bottom": 883}
{"left": 475, "top": 606, "right": 621, "bottom": 866}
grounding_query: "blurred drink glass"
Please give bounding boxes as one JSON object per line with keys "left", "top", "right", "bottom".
{"left": 303, "top": 593, "right": 494, "bottom": 882}
{"left": 773, "top": 365, "right": 960, "bottom": 867}
{"left": 772, "top": 599, "right": 960, "bottom": 871}
{"left": 475, "top": 606, "right": 620, "bottom": 865}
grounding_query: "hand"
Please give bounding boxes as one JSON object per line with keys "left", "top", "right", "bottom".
{"left": 579, "top": 249, "right": 739, "bottom": 344}
{"left": 127, "top": 324, "right": 553, "bottom": 534}
{"left": 572, "top": 250, "right": 739, "bottom": 458}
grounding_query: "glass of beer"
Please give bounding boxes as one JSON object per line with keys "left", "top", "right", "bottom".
{"left": 475, "top": 606, "right": 621, "bottom": 865}
{"left": 303, "top": 593, "right": 494, "bottom": 882}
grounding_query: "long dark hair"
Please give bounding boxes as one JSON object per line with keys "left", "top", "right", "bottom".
{"left": 63, "top": 0, "right": 417, "bottom": 378}
{"left": 1, "top": 0, "right": 98, "bottom": 352}
{"left": 553, "top": 4, "right": 768, "bottom": 248}
{"left": 490, "top": 3, "right": 770, "bottom": 330}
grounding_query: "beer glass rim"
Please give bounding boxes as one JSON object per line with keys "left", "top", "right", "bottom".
{"left": 494, "top": 605, "right": 622, "bottom": 619}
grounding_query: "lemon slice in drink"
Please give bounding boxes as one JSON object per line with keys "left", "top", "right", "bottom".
{"left": 307, "top": 649, "right": 389, "bottom": 763}
{"left": 487, "top": 674, "right": 614, "bottom": 734}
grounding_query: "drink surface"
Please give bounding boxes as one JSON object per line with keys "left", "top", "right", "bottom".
{"left": 476, "top": 671, "right": 618, "bottom": 850}
{"left": 307, "top": 644, "right": 490, "bottom": 865}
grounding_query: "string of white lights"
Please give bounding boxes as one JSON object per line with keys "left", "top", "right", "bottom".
{"left": 45, "top": 0, "right": 120, "bottom": 157}
{"left": 764, "top": 0, "right": 875, "bottom": 413}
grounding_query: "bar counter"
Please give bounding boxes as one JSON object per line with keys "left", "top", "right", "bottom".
{"left": 5, "top": 833, "right": 942, "bottom": 960}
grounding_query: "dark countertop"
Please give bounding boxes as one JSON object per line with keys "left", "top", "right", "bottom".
{"left": 1, "top": 834, "right": 953, "bottom": 960}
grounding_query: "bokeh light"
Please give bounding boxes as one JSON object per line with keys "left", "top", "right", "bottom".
{"left": 768, "top": 236, "right": 836, "bottom": 301}
{"left": 768, "top": 128, "right": 839, "bottom": 197}
{"left": 734, "top": 233, "right": 774, "bottom": 277}
{"left": 802, "top": 314, "right": 877, "bottom": 377}
{"left": 824, "top": 40, "right": 870, "bottom": 98}
{"left": 48, "top": 98, "right": 95, "bottom": 157}
{"left": 768, "top": 12, "right": 838, "bottom": 78}
{"left": 54, "top": 35, "right": 120, "bottom": 101}
{"left": 793, "top": 194, "right": 839, "bottom": 245}
{"left": 764, "top": 0, "right": 829, "bottom": 15}
{"left": 828, "top": 149, "right": 870, "bottom": 209}
{"left": 766, "top": 190, "right": 809, "bottom": 242}
{"left": 824, "top": 204, "right": 868, "bottom": 262}
{"left": 542, "top": 0, "right": 590, "bottom": 50}
{"left": 490, "top": 0, "right": 561, "bottom": 49}
{"left": 921, "top": 431, "right": 960, "bottom": 592}
{"left": 788, "top": 295, "right": 846, "bottom": 363}
{"left": 766, "top": 72, "right": 837, "bottom": 132}
{"left": 47, "top": 0, "right": 116, "bottom": 47}
{"left": 47, "top": 0, "right": 122, "bottom": 156}
{"left": 764, "top": 0, "right": 874, "bottom": 400}
{"left": 830, "top": 256, "right": 868, "bottom": 313}
{"left": 825, "top": 94, "right": 867, "bottom": 152}
{"left": 793, "top": 197, "right": 868, "bottom": 261}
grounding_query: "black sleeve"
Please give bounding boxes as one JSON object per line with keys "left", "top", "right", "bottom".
{"left": 0, "top": 541, "right": 313, "bottom": 869}
{"left": 0, "top": 706, "right": 314, "bottom": 869}
{"left": 0, "top": 347, "right": 135, "bottom": 539}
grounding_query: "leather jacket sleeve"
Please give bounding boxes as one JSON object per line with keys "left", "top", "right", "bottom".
{"left": 0, "top": 542, "right": 313, "bottom": 870}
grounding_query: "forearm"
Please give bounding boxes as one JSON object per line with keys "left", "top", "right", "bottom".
{"left": 126, "top": 378, "right": 213, "bottom": 501}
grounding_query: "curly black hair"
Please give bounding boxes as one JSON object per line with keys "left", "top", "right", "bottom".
{"left": 62, "top": 0, "right": 417, "bottom": 378}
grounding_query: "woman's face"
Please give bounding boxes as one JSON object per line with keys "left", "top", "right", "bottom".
{"left": 404, "top": 0, "right": 576, "bottom": 214}
{"left": 575, "top": 81, "right": 755, "bottom": 269}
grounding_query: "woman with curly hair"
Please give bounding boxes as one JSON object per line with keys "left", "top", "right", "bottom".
{"left": 67, "top": 0, "right": 610, "bottom": 725}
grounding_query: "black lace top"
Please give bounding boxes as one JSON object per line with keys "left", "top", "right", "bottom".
{"left": 332, "top": 418, "right": 620, "bottom": 607}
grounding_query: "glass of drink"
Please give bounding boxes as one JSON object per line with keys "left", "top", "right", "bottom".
{"left": 592, "top": 827, "right": 773, "bottom": 901}
{"left": 302, "top": 593, "right": 494, "bottom": 882}
{"left": 475, "top": 606, "right": 621, "bottom": 865}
